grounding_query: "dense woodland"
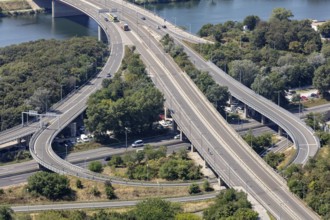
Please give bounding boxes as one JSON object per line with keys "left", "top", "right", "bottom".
{"left": 195, "top": 8, "right": 330, "bottom": 105}
{"left": 0, "top": 37, "right": 108, "bottom": 131}
{"left": 85, "top": 46, "right": 164, "bottom": 140}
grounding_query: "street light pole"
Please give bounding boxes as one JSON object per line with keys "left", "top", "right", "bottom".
{"left": 125, "top": 127, "right": 128, "bottom": 151}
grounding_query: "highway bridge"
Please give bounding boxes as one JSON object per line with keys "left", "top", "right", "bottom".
{"left": 0, "top": 0, "right": 321, "bottom": 219}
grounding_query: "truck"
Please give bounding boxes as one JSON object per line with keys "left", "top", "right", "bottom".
{"left": 122, "top": 23, "right": 129, "bottom": 31}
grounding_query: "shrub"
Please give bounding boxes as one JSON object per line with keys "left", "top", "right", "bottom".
{"left": 88, "top": 161, "right": 103, "bottom": 173}
{"left": 189, "top": 183, "right": 201, "bottom": 194}
{"left": 76, "top": 179, "right": 83, "bottom": 189}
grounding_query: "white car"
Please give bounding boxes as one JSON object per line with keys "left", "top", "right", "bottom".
{"left": 132, "top": 140, "right": 144, "bottom": 148}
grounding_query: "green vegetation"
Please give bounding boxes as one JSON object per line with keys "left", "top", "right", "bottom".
{"left": 196, "top": 8, "right": 330, "bottom": 106}
{"left": 108, "top": 146, "right": 202, "bottom": 181}
{"left": 203, "top": 189, "right": 258, "bottom": 220}
{"left": 188, "top": 183, "right": 201, "bottom": 194}
{"left": 0, "top": 206, "right": 13, "bottom": 220}
{"left": 0, "top": 148, "right": 31, "bottom": 165}
{"left": 0, "top": 37, "right": 107, "bottom": 131}
{"left": 88, "top": 161, "right": 103, "bottom": 173}
{"left": 27, "top": 171, "right": 72, "bottom": 200}
{"left": 14, "top": 192, "right": 255, "bottom": 219}
{"left": 243, "top": 131, "right": 272, "bottom": 154}
{"left": 264, "top": 152, "right": 285, "bottom": 169}
{"left": 284, "top": 146, "right": 330, "bottom": 218}
{"left": 85, "top": 46, "right": 164, "bottom": 142}
{"left": 160, "top": 34, "right": 229, "bottom": 115}
{"left": 318, "top": 21, "right": 330, "bottom": 38}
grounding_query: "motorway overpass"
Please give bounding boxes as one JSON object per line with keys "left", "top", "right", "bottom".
{"left": 0, "top": 0, "right": 321, "bottom": 219}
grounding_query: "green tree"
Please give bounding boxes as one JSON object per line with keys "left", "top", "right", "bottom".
{"left": 318, "top": 21, "right": 330, "bottom": 38}
{"left": 88, "top": 161, "right": 103, "bottom": 173}
{"left": 188, "top": 183, "right": 201, "bottom": 194}
{"left": 105, "top": 184, "right": 116, "bottom": 199}
{"left": 264, "top": 152, "right": 285, "bottom": 169}
{"left": 313, "top": 64, "right": 330, "bottom": 96}
{"left": 175, "top": 213, "right": 201, "bottom": 220}
{"left": 228, "top": 60, "right": 259, "bottom": 87}
{"left": 0, "top": 206, "right": 13, "bottom": 220}
{"left": 203, "top": 180, "right": 213, "bottom": 192}
{"left": 203, "top": 189, "right": 257, "bottom": 220}
{"left": 270, "top": 8, "right": 293, "bottom": 21}
{"left": 305, "top": 112, "right": 325, "bottom": 131}
{"left": 108, "top": 155, "right": 124, "bottom": 167}
{"left": 27, "top": 171, "right": 71, "bottom": 200}
{"left": 135, "top": 198, "right": 181, "bottom": 220}
{"left": 76, "top": 179, "right": 83, "bottom": 189}
{"left": 243, "top": 15, "right": 260, "bottom": 30}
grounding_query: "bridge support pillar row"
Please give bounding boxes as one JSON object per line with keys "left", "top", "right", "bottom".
{"left": 261, "top": 115, "right": 266, "bottom": 125}
{"left": 278, "top": 127, "right": 283, "bottom": 136}
{"left": 52, "top": 0, "right": 84, "bottom": 18}
{"left": 243, "top": 104, "right": 248, "bottom": 119}
{"left": 98, "top": 26, "right": 107, "bottom": 42}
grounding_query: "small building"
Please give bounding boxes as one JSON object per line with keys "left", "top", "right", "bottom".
{"left": 311, "top": 20, "right": 326, "bottom": 32}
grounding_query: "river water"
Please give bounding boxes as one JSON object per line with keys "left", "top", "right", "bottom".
{"left": 0, "top": 0, "right": 330, "bottom": 47}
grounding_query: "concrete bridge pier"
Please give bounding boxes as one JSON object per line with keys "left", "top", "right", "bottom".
{"left": 190, "top": 144, "right": 196, "bottom": 152}
{"left": 243, "top": 104, "right": 248, "bottom": 119}
{"left": 172, "top": 120, "right": 178, "bottom": 132}
{"left": 278, "top": 127, "right": 283, "bottom": 136}
{"left": 261, "top": 115, "right": 267, "bottom": 125}
{"left": 98, "top": 26, "right": 107, "bottom": 42}
{"left": 52, "top": 0, "right": 84, "bottom": 18}
{"left": 217, "top": 177, "right": 226, "bottom": 186}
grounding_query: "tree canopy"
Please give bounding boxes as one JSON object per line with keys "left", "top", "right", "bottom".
{"left": 85, "top": 46, "right": 164, "bottom": 138}
{"left": 0, "top": 37, "right": 107, "bottom": 131}
{"left": 203, "top": 189, "right": 258, "bottom": 220}
{"left": 27, "top": 171, "right": 72, "bottom": 200}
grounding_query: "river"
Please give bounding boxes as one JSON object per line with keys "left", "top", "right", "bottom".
{"left": 0, "top": 0, "right": 330, "bottom": 47}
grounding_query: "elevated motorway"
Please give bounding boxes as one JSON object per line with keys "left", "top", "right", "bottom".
{"left": 0, "top": 0, "right": 320, "bottom": 219}
{"left": 50, "top": 0, "right": 317, "bottom": 218}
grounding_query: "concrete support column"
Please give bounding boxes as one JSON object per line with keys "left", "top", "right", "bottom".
{"left": 278, "top": 127, "right": 283, "bottom": 136}
{"left": 179, "top": 130, "right": 183, "bottom": 141}
{"left": 164, "top": 107, "right": 168, "bottom": 120}
{"left": 98, "top": 26, "right": 107, "bottom": 42}
{"left": 204, "top": 160, "right": 209, "bottom": 168}
{"left": 243, "top": 104, "right": 248, "bottom": 119}
{"left": 52, "top": 0, "right": 84, "bottom": 18}
{"left": 261, "top": 115, "right": 266, "bottom": 125}
{"left": 228, "top": 95, "right": 233, "bottom": 105}
{"left": 217, "top": 177, "right": 225, "bottom": 186}
{"left": 172, "top": 120, "right": 177, "bottom": 132}
{"left": 70, "top": 122, "right": 77, "bottom": 137}
{"left": 190, "top": 144, "right": 196, "bottom": 152}
{"left": 17, "top": 138, "right": 22, "bottom": 144}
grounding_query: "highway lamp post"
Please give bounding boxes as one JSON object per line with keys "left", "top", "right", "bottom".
{"left": 65, "top": 144, "right": 68, "bottom": 161}
{"left": 125, "top": 127, "right": 128, "bottom": 151}
{"left": 146, "top": 163, "right": 149, "bottom": 181}
{"left": 85, "top": 157, "right": 89, "bottom": 169}
{"left": 275, "top": 91, "right": 281, "bottom": 106}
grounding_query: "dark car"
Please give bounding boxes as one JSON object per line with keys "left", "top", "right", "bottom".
{"left": 162, "top": 25, "right": 167, "bottom": 29}
{"left": 104, "top": 156, "right": 112, "bottom": 161}
{"left": 141, "top": 16, "right": 146, "bottom": 20}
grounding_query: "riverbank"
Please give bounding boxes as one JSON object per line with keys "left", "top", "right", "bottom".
{"left": 0, "top": 0, "right": 43, "bottom": 17}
